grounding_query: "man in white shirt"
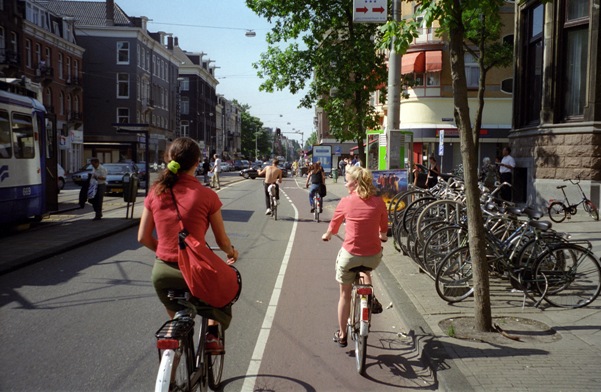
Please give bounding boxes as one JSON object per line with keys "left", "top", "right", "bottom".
{"left": 211, "top": 154, "right": 221, "bottom": 190}
{"left": 498, "top": 147, "right": 515, "bottom": 201}
{"left": 90, "top": 157, "right": 107, "bottom": 220}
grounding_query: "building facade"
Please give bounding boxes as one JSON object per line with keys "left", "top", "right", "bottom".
{"left": 512, "top": 0, "right": 601, "bottom": 206}
{"left": 1, "top": 0, "right": 85, "bottom": 173}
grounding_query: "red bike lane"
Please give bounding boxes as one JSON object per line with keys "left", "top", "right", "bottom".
{"left": 247, "top": 178, "right": 436, "bottom": 391}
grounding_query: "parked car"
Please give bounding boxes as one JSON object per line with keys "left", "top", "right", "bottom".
{"left": 239, "top": 162, "right": 288, "bottom": 179}
{"left": 71, "top": 162, "right": 139, "bottom": 195}
{"left": 56, "top": 164, "right": 66, "bottom": 192}
{"left": 71, "top": 164, "right": 94, "bottom": 186}
{"left": 104, "top": 162, "right": 139, "bottom": 194}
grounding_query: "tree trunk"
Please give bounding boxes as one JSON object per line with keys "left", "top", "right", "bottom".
{"left": 448, "top": 2, "right": 492, "bottom": 332}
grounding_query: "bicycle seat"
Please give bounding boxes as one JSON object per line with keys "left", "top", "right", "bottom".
{"left": 556, "top": 185, "right": 566, "bottom": 189}
{"left": 349, "top": 266, "right": 373, "bottom": 273}
{"left": 523, "top": 206, "right": 543, "bottom": 220}
{"left": 528, "top": 220, "right": 552, "bottom": 231}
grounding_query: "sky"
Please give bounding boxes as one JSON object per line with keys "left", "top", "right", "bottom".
{"left": 113, "top": 0, "right": 313, "bottom": 145}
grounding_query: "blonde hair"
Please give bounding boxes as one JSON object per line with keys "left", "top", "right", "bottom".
{"left": 346, "top": 165, "right": 377, "bottom": 199}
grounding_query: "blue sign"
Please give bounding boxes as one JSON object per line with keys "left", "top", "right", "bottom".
{"left": 312, "top": 145, "right": 333, "bottom": 173}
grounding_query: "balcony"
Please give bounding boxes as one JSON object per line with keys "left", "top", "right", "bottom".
{"left": 142, "top": 99, "right": 155, "bottom": 112}
{"left": 66, "top": 77, "right": 82, "bottom": 91}
{"left": 35, "top": 64, "right": 54, "bottom": 84}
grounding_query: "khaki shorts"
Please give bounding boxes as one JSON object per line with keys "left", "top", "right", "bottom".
{"left": 335, "top": 247, "right": 382, "bottom": 285}
{"left": 151, "top": 258, "right": 233, "bottom": 329}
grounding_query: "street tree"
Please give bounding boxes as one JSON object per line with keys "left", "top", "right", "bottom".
{"left": 239, "top": 104, "right": 271, "bottom": 160}
{"left": 380, "top": 0, "right": 513, "bottom": 332}
{"left": 246, "top": 0, "right": 388, "bottom": 166}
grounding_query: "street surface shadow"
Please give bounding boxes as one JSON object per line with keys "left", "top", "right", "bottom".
{"left": 221, "top": 209, "right": 253, "bottom": 223}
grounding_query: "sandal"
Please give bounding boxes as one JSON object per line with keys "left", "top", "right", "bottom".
{"left": 333, "top": 330, "right": 347, "bottom": 347}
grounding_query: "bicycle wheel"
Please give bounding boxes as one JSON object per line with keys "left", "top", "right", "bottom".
{"left": 435, "top": 246, "right": 474, "bottom": 303}
{"left": 548, "top": 201, "right": 567, "bottom": 223}
{"left": 208, "top": 325, "right": 225, "bottom": 391}
{"left": 351, "top": 291, "right": 368, "bottom": 375}
{"left": 155, "top": 346, "right": 193, "bottom": 392}
{"left": 534, "top": 244, "right": 601, "bottom": 308}
{"left": 314, "top": 197, "right": 320, "bottom": 222}
{"left": 271, "top": 197, "right": 278, "bottom": 220}
{"left": 423, "top": 224, "right": 467, "bottom": 275}
{"left": 584, "top": 200, "right": 599, "bottom": 221}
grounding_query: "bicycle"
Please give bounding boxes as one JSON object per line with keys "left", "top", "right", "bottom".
{"left": 155, "top": 290, "right": 225, "bottom": 392}
{"left": 548, "top": 177, "right": 599, "bottom": 223}
{"left": 313, "top": 193, "right": 322, "bottom": 222}
{"left": 268, "top": 184, "right": 278, "bottom": 220}
{"left": 347, "top": 266, "right": 374, "bottom": 375}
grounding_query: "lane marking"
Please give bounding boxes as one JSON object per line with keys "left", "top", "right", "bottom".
{"left": 242, "top": 189, "right": 299, "bottom": 391}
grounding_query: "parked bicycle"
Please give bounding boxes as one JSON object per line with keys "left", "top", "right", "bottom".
{"left": 268, "top": 184, "right": 278, "bottom": 220}
{"left": 155, "top": 290, "right": 225, "bottom": 392}
{"left": 548, "top": 177, "right": 599, "bottom": 223}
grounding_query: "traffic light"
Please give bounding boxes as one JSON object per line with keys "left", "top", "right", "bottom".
{"left": 276, "top": 128, "right": 281, "bottom": 136}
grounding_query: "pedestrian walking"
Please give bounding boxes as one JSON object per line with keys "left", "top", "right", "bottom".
{"left": 211, "top": 154, "right": 221, "bottom": 189}
{"left": 89, "top": 157, "right": 107, "bottom": 220}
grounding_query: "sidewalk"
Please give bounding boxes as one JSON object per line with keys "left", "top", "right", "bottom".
{"left": 322, "top": 177, "right": 601, "bottom": 391}
{"left": 3, "top": 174, "right": 601, "bottom": 390}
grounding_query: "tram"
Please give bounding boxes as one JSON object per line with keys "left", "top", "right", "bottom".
{"left": 0, "top": 87, "right": 49, "bottom": 225}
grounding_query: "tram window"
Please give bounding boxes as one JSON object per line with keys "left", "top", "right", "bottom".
{"left": 12, "top": 113, "right": 35, "bottom": 159}
{"left": 0, "top": 110, "right": 11, "bottom": 158}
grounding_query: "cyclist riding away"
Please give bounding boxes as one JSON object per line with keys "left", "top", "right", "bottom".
{"left": 138, "top": 137, "right": 239, "bottom": 354}
{"left": 321, "top": 166, "right": 388, "bottom": 347}
{"left": 305, "top": 161, "right": 326, "bottom": 213}
{"left": 259, "top": 158, "right": 283, "bottom": 215}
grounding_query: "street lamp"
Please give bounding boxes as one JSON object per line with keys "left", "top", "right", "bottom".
{"left": 254, "top": 131, "right": 263, "bottom": 161}
{"left": 202, "top": 112, "right": 214, "bottom": 158}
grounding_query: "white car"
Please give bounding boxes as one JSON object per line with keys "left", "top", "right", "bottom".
{"left": 57, "top": 164, "right": 66, "bottom": 191}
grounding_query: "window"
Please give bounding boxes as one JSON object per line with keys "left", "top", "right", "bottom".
{"left": 117, "top": 73, "right": 129, "bottom": 98}
{"left": 181, "top": 96, "right": 189, "bottom": 114}
{"left": 25, "top": 39, "right": 32, "bottom": 68}
{"left": 180, "top": 121, "right": 189, "bottom": 137}
{"left": 58, "top": 53, "right": 64, "bottom": 79}
{"left": 59, "top": 91, "right": 64, "bottom": 115}
{"left": 10, "top": 31, "right": 17, "bottom": 53}
{"left": 67, "top": 94, "right": 72, "bottom": 115}
{"left": 45, "top": 88, "right": 52, "bottom": 109}
{"left": 180, "top": 77, "right": 190, "bottom": 91}
{"left": 74, "top": 96, "right": 80, "bottom": 114}
{"left": 66, "top": 57, "right": 71, "bottom": 81}
{"left": 12, "top": 113, "right": 35, "bottom": 159}
{"left": 0, "top": 28, "right": 4, "bottom": 63}
{"left": 464, "top": 53, "right": 479, "bottom": 88}
{"left": 35, "top": 43, "right": 41, "bottom": 66}
{"left": 426, "top": 73, "right": 440, "bottom": 86}
{"left": 152, "top": 55, "right": 156, "bottom": 75}
{"left": 520, "top": 3, "right": 544, "bottom": 126}
{"left": 117, "top": 108, "right": 129, "bottom": 123}
{"left": 562, "top": 0, "right": 589, "bottom": 119}
{"left": 117, "top": 41, "right": 129, "bottom": 64}
{"left": 137, "top": 44, "right": 140, "bottom": 67}
{"left": 45, "top": 47, "right": 51, "bottom": 64}
{"left": 0, "top": 110, "right": 11, "bottom": 158}
{"left": 74, "top": 60, "right": 79, "bottom": 80}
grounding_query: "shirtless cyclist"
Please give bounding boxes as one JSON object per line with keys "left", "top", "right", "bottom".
{"left": 258, "top": 159, "right": 283, "bottom": 215}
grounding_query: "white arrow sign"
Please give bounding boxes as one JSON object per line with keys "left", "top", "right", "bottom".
{"left": 353, "top": 0, "right": 388, "bottom": 23}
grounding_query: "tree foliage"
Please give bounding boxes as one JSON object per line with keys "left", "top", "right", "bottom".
{"left": 239, "top": 103, "right": 271, "bottom": 160}
{"left": 246, "top": 0, "right": 389, "bottom": 163}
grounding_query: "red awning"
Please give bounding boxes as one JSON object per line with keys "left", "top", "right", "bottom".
{"left": 401, "top": 52, "right": 425, "bottom": 75}
{"left": 426, "top": 50, "right": 443, "bottom": 72}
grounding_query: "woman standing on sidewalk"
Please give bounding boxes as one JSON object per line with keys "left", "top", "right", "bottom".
{"left": 138, "top": 137, "right": 239, "bottom": 351}
{"left": 322, "top": 165, "right": 388, "bottom": 347}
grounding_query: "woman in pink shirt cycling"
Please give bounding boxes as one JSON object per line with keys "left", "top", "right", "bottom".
{"left": 322, "top": 165, "right": 388, "bottom": 347}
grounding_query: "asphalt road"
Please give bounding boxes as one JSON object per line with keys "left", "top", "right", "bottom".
{"left": 0, "top": 175, "right": 434, "bottom": 391}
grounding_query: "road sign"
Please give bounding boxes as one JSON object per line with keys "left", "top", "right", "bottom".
{"left": 438, "top": 130, "right": 444, "bottom": 156}
{"left": 353, "top": 0, "right": 388, "bottom": 23}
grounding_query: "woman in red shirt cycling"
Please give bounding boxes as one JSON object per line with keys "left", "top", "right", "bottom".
{"left": 322, "top": 165, "right": 388, "bottom": 347}
{"left": 138, "top": 137, "right": 239, "bottom": 353}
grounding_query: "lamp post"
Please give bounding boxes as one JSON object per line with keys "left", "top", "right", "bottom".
{"left": 203, "top": 112, "right": 214, "bottom": 158}
{"left": 254, "top": 131, "right": 262, "bottom": 161}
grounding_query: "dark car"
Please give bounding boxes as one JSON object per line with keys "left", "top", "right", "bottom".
{"left": 71, "top": 162, "right": 138, "bottom": 194}
{"left": 104, "top": 163, "right": 139, "bottom": 194}
{"left": 239, "top": 162, "right": 288, "bottom": 180}
{"left": 71, "top": 164, "right": 94, "bottom": 186}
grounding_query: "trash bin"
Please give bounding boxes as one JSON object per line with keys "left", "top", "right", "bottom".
{"left": 123, "top": 173, "right": 139, "bottom": 203}
{"left": 332, "top": 168, "right": 338, "bottom": 183}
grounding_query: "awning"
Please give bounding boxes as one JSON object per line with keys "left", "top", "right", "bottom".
{"left": 401, "top": 52, "right": 425, "bottom": 75}
{"left": 426, "top": 50, "right": 443, "bottom": 72}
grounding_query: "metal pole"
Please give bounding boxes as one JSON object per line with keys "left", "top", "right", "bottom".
{"left": 385, "top": 0, "right": 402, "bottom": 170}
{"left": 144, "top": 130, "right": 149, "bottom": 196}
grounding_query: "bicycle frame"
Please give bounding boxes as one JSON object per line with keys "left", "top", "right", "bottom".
{"left": 348, "top": 268, "right": 373, "bottom": 375}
